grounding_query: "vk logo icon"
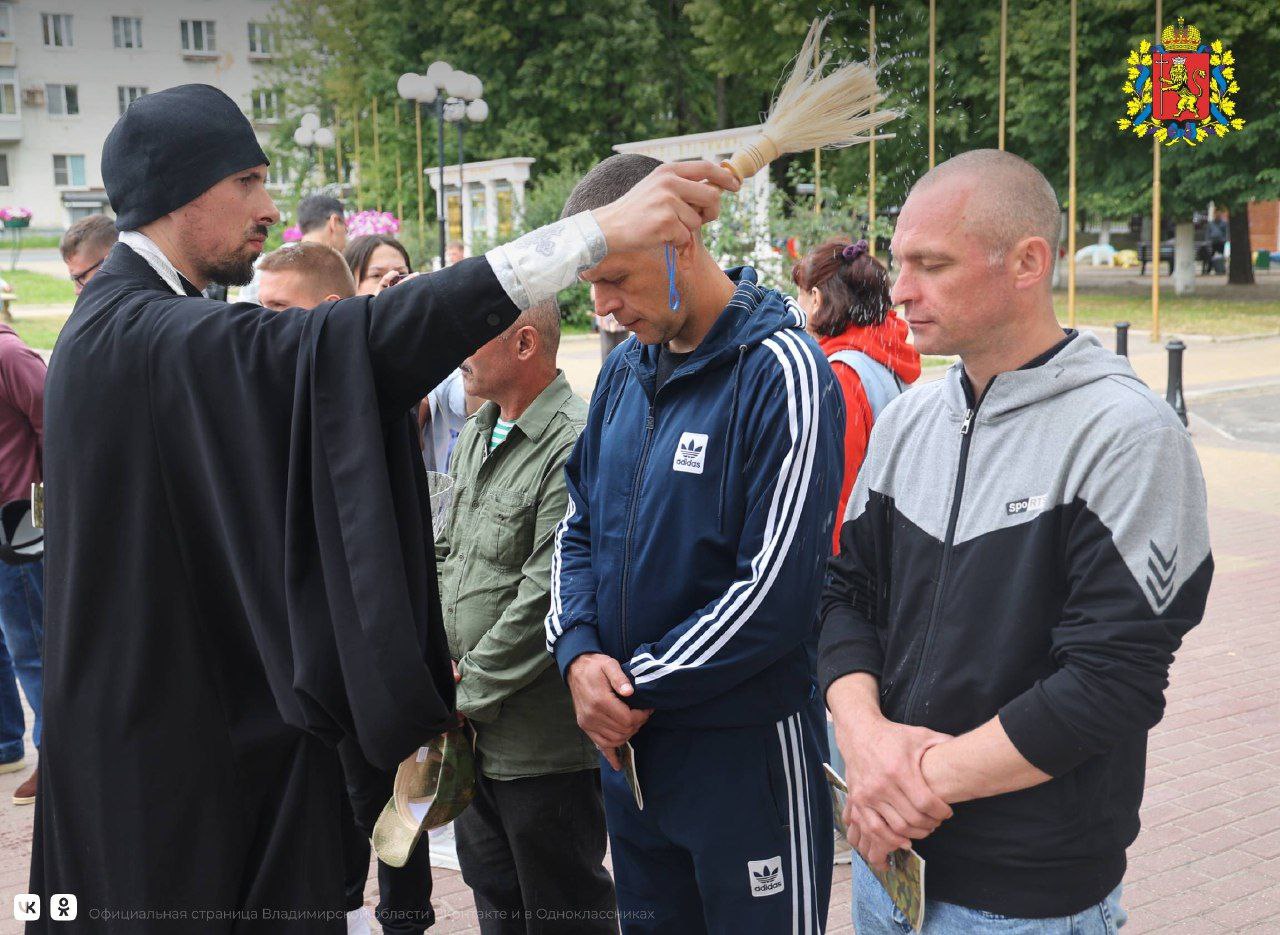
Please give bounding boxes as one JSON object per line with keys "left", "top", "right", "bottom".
{"left": 13, "top": 894, "right": 40, "bottom": 921}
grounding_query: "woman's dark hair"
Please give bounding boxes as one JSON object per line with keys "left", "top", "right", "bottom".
{"left": 342, "top": 234, "right": 412, "bottom": 283}
{"left": 791, "top": 237, "right": 892, "bottom": 337}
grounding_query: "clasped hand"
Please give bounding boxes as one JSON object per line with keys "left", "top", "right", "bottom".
{"left": 566, "top": 653, "right": 651, "bottom": 771}
{"left": 835, "top": 713, "right": 953, "bottom": 871}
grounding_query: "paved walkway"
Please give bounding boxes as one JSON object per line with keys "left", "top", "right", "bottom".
{"left": 378, "top": 338, "right": 1280, "bottom": 932}
{"left": 0, "top": 335, "right": 1277, "bottom": 932}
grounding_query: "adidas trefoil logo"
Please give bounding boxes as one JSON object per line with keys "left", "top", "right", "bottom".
{"left": 1146, "top": 540, "right": 1178, "bottom": 610}
{"left": 672, "top": 432, "right": 709, "bottom": 475}
{"left": 748, "top": 857, "right": 784, "bottom": 897}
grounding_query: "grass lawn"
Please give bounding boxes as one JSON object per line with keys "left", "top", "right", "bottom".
{"left": 9, "top": 316, "right": 67, "bottom": 350}
{"left": 1063, "top": 294, "right": 1280, "bottom": 337}
{"left": 1054, "top": 269, "right": 1280, "bottom": 337}
{"left": 9, "top": 268, "right": 1278, "bottom": 353}
{"left": 10, "top": 234, "right": 64, "bottom": 249}
{"left": 3, "top": 268, "right": 76, "bottom": 306}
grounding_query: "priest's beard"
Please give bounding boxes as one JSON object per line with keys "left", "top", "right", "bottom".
{"left": 199, "top": 225, "right": 269, "bottom": 286}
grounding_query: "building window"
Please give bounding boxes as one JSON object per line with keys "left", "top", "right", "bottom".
{"left": 0, "top": 67, "right": 16, "bottom": 116}
{"left": 446, "top": 192, "right": 462, "bottom": 243}
{"left": 45, "top": 83, "right": 79, "bottom": 116}
{"left": 0, "top": 154, "right": 9, "bottom": 188}
{"left": 469, "top": 187, "right": 485, "bottom": 236}
{"left": 0, "top": 4, "right": 14, "bottom": 40}
{"left": 117, "top": 86, "right": 147, "bottom": 115}
{"left": 41, "top": 13, "right": 73, "bottom": 48}
{"left": 252, "top": 89, "right": 281, "bottom": 123}
{"left": 52, "top": 153, "right": 85, "bottom": 187}
{"left": 495, "top": 182, "right": 514, "bottom": 238}
{"left": 180, "top": 19, "right": 216, "bottom": 53}
{"left": 112, "top": 16, "right": 142, "bottom": 49}
{"left": 247, "top": 22, "right": 277, "bottom": 56}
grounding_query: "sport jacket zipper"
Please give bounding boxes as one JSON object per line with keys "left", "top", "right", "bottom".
{"left": 902, "top": 375, "right": 994, "bottom": 722}
{"left": 618, "top": 404, "right": 656, "bottom": 657}
{"left": 615, "top": 353, "right": 708, "bottom": 658}
{"left": 615, "top": 346, "right": 730, "bottom": 658}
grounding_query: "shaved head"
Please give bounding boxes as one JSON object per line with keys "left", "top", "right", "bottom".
{"left": 512, "top": 297, "right": 562, "bottom": 360}
{"left": 908, "top": 150, "right": 1061, "bottom": 265}
{"left": 461, "top": 297, "right": 562, "bottom": 402}
{"left": 890, "top": 149, "right": 1064, "bottom": 375}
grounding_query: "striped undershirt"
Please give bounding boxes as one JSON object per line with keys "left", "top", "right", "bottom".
{"left": 489, "top": 417, "right": 516, "bottom": 453}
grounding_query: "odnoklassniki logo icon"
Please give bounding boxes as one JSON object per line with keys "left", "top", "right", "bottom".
{"left": 1118, "top": 17, "right": 1244, "bottom": 145}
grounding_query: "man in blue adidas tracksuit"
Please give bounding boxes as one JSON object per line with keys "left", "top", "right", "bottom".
{"left": 545, "top": 154, "right": 844, "bottom": 934}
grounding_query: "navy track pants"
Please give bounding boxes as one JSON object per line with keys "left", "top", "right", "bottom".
{"left": 601, "top": 700, "right": 833, "bottom": 934}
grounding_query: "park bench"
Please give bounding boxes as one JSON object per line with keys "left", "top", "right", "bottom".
{"left": 1138, "top": 239, "right": 1216, "bottom": 277}
{"left": 1137, "top": 241, "right": 1175, "bottom": 277}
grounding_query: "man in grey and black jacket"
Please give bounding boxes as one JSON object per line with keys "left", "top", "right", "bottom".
{"left": 820, "top": 150, "right": 1212, "bottom": 934}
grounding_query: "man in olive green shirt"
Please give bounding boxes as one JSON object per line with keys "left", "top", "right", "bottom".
{"left": 437, "top": 298, "right": 616, "bottom": 933}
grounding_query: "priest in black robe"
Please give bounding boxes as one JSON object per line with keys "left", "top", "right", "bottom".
{"left": 28, "top": 84, "right": 735, "bottom": 933}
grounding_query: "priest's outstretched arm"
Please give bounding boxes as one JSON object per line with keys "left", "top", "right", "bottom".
{"left": 365, "top": 160, "right": 739, "bottom": 415}
{"left": 129, "top": 159, "right": 741, "bottom": 769}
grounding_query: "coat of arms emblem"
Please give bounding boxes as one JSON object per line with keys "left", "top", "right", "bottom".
{"left": 1118, "top": 17, "right": 1244, "bottom": 145}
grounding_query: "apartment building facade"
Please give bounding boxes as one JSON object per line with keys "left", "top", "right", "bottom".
{"left": 0, "top": 0, "right": 286, "bottom": 229}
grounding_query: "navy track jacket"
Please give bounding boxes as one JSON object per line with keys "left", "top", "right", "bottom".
{"left": 546, "top": 267, "right": 845, "bottom": 727}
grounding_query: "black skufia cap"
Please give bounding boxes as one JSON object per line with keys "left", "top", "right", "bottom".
{"left": 102, "top": 84, "right": 270, "bottom": 231}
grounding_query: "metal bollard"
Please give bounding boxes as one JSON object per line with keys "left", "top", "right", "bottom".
{"left": 1165, "top": 339, "right": 1188, "bottom": 426}
{"left": 1115, "top": 321, "right": 1130, "bottom": 358}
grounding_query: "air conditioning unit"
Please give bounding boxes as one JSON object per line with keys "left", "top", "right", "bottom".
{"left": 22, "top": 86, "right": 44, "bottom": 108}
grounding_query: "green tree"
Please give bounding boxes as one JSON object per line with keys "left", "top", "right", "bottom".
{"left": 271, "top": 0, "right": 676, "bottom": 176}
{"left": 919, "top": 0, "right": 1277, "bottom": 284}
{"left": 265, "top": 0, "right": 1278, "bottom": 286}
{"left": 1155, "top": 1, "right": 1279, "bottom": 283}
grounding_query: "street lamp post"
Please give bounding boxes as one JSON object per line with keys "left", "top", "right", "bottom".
{"left": 442, "top": 73, "right": 487, "bottom": 251}
{"left": 399, "top": 64, "right": 488, "bottom": 268}
{"left": 396, "top": 72, "right": 437, "bottom": 254}
{"left": 429, "top": 63, "right": 453, "bottom": 268}
{"left": 293, "top": 111, "right": 334, "bottom": 188}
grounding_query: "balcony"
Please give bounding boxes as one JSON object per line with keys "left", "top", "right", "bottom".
{"left": 0, "top": 118, "right": 21, "bottom": 142}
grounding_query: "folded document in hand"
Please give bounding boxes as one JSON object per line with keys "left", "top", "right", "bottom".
{"left": 824, "top": 762, "right": 926, "bottom": 932}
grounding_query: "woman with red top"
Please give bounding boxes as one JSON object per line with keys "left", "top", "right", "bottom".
{"left": 793, "top": 238, "right": 921, "bottom": 554}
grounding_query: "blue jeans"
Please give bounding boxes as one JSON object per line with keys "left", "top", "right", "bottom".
{"left": 0, "top": 628, "right": 24, "bottom": 762}
{"left": 0, "top": 558, "right": 43, "bottom": 758}
{"left": 854, "top": 857, "right": 1127, "bottom": 934}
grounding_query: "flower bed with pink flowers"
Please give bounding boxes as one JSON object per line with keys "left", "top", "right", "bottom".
{"left": 345, "top": 211, "right": 401, "bottom": 238}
